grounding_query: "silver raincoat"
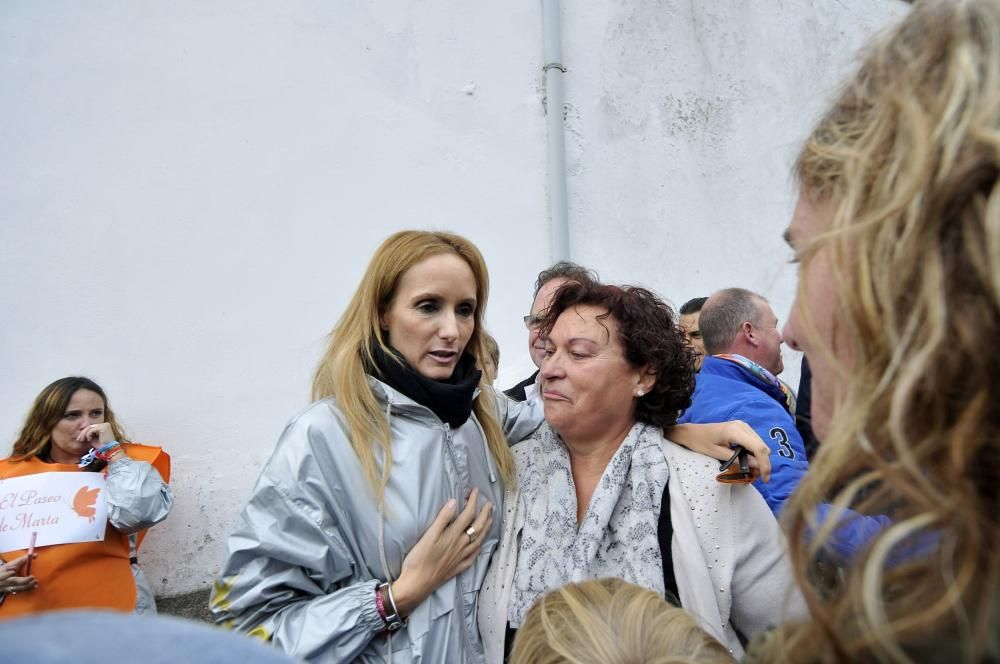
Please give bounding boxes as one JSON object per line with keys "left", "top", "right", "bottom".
{"left": 109, "top": 455, "right": 174, "bottom": 613}
{"left": 130, "top": 534, "right": 157, "bottom": 614}
{"left": 211, "top": 378, "right": 543, "bottom": 663}
{"left": 111, "top": 448, "right": 173, "bottom": 613}
{"left": 106, "top": 456, "right": 173, "bottom": 535}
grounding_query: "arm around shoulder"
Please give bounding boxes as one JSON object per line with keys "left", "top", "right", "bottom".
{"left": 728, "top": 401, "right": 809, "bottom": 514}
{"left": 491, "top": 387, "right": 544, "bottom": 445}
{"left": 666, "top": 420, "right": 773, "bottom": 483}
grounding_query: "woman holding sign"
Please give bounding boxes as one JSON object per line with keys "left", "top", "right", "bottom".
{"left": 0, "top": 376, "right": 173, "bottom": 618}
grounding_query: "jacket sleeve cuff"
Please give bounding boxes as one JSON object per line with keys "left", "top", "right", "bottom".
{"left": 356, "top": 579, "right": 386, "bottom": 633}
{"left": 309, "top": 578, "right": 386, "bottom": 635}
{"left": 267, "top": 579, "right": 388, "bottom": 659}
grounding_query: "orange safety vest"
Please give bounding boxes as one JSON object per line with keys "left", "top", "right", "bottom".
{"left": 0, "top": 443, "right": 169, "bottom": 619}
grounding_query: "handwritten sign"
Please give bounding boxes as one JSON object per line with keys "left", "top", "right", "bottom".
{"left": 0, "top": 472, "right": 108, "bottom": 553}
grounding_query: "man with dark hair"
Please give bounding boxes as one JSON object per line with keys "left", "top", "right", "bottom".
{"left": 678, "top": 296, "right": 708, "bottom": 369}
{"left": 504, "top": 261, "right": 598, "bottom": 401}
{"left": 679, "top": 287, "right": 804, "bottom": 515}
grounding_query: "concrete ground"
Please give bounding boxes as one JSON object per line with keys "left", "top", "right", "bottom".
{"left": 157, "top": 588, "right": 214, "bottom": 622}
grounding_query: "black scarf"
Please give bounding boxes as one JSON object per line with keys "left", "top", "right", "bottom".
{"left": 368, "top": 343, "right": 482, "bottom": 429}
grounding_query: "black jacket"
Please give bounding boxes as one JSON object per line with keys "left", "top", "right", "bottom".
{"left": 503, "top": 370, "right": 539, "bottom": 402}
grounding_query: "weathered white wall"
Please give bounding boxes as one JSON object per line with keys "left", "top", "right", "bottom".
{"left": 0, "top": 1, "right": 904, "bottom": 599}
{"left": 0, "top": 1, "right": 552, "bottom": 598}
{"left": 559, "top": 1, "right": 907, "bottom": 388}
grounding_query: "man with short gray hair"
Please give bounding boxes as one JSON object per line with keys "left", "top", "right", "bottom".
{"left": 678, "top": 287, "right": 805, "bottom": 516}
{"left": 698, "top": 287, "right": 785, "bottom": 377}
{"left": 679, "top": 287, "right": 888, "bottom": 560}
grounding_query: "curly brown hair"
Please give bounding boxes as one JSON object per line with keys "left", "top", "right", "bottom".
{"left": 539, "top": 282, "right": 696, "bottom": 428}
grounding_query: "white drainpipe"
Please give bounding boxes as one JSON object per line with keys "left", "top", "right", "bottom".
{"left": 541, "top": 0, "right": 570, "bottom": 261}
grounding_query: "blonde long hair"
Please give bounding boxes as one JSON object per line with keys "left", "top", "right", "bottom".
{"left": 765, "top": 1, "right": 1000, "bottom": 661}
{"left": 311, "top": 230, "right": 514, "bottom": 500}
{"left": 509, "top": 578, "right": 735, "bottom": 664}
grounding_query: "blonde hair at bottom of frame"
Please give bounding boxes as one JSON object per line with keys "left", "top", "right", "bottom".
{"left": 508, "top": 578, "right": 736, "bottom": 664}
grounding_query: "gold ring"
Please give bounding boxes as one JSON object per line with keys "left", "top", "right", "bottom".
{"left": 465, "top": 526, "right": 477, "bottom": 543}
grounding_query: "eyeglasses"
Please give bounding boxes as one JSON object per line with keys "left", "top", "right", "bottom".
{"left": 523, "top": 315, "right": 545, "bottom": 330}
{"left": 716, "top": 447, "right": 758, "bottom": 485}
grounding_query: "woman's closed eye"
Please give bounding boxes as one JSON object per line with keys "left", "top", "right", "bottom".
{"left": 567, "top": 342, "right": 597, "bottom": 359}
{"left": 544, "top": 347, "right": 591, "bottom": 359}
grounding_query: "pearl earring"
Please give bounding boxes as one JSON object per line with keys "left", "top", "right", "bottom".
{"left": 635, "top": 389, "right": 645, "bottom": 397}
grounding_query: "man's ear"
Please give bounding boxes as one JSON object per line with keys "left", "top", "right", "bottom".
{"left": 742, "top": 321, "right": 759, "bottom": 347}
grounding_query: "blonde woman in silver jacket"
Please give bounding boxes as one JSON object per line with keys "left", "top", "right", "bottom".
{"left": 211, "top": 231, "right": 778, "bottom": 663}
{"left": 211, "top": 231, "right": 542, "bottom": 663}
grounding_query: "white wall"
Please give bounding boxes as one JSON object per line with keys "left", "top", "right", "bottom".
{"left": 0, "top": 1, "right": 904, "bottom": 598}
{"left": 559, "top": 1, "right": 906, "bottom": 388}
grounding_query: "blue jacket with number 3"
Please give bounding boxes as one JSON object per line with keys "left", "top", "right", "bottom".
{"left": 679, "top": 356, "right": 807, "bottom": 515}
{"left": 679, "top": 356, "right": 888, "bottom": 562}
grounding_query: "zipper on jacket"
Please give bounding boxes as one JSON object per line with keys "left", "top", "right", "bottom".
{"left": 442, "top": 424, "right": 465, "bottom": 508}
{"left": 442, "top": 424, "right": 482, "bottom": 661}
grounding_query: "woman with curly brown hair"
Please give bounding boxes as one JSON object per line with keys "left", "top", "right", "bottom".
{"left": 478, "top": 282, "right": 806, "bottom": 661}
{"left": 751, "top": 1, "right": 1000, "bottom": 661}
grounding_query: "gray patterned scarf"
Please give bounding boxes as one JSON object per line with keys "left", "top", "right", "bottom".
{"left": 508, "top": 421, "right": 669, "bottom": 626}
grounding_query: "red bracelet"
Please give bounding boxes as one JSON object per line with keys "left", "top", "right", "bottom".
{"left": 95, "top": 442, "right": 122, "bottom": 462}
{"left": 375, "top": 584, "right": 388, "bottom": 623}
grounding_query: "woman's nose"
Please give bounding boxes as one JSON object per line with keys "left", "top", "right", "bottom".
{"left": 540, "top": 351, "right": 563, "bottom": 379}
{"left": 438, "top": 313, "right": 458, "bottom": 340}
